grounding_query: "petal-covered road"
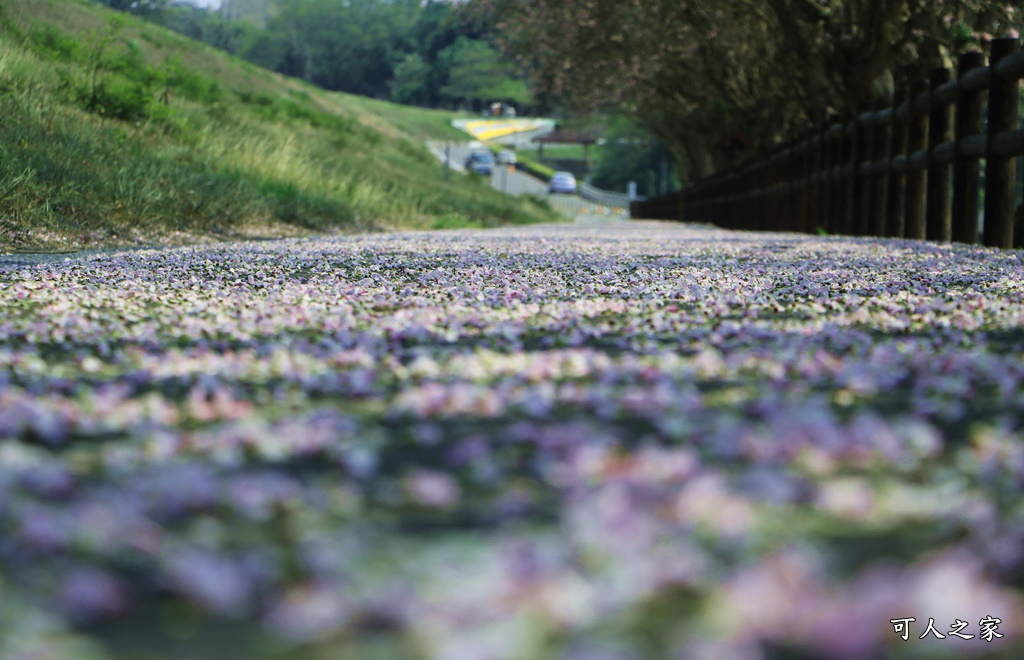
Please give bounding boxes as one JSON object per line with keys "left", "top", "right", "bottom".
{"left": 2, "top": 222, "right": 1024, "bottom": 658}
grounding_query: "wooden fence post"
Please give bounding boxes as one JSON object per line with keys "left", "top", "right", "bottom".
{"left": 741, "top": 172, "right": 750, "bottom": 230}
{"left": 794, "top": 138, "right": 811, "bottom": 233}
{"left": 698, "top": 182, "right": 709, "bottom": 226}
{"left": 779, "top": 143, "right": 794, "bottom": 232}
{"left": 708, "top": 182, "right": 717, "bottom": 227}
{"left": 818, "top": 124, "right": 832, "bottom": 234}
{"left": 983, "top": 38, "right": 1021, "bottom": 249}
{"left": 788, "top": 145, "right": 801, "bottom": 233}
{"left": 758, "top": 161, "right": 770, "bottom": 231}
{"left": 775, "top": 151, "right": 787, "bottom": 232}
{"left": 869, "top": 101, "right": 892, "bottom": 237}
{"left": 952, "top": 51, "right": 986, "bottom": 244}
{"left": 926, "top": 67, "right": 953, "bottom": 241}
{"left": 725, "top": 177, "right": 737, "bottom": 230}
{"left": 886, "top": 85, "right": 908, "bottom": 237}
{"left": 905, "top": 78, "right": 929, "bottom": 239}
{"left": 731, "top": 174, "right": 742, "bottom": 230}
{"left": 812, "top": 135, "right": 823, "bottom": 233}
{"left": 733, "top": 174, "right": 742, "bottom": 230}
{"left": 752, "top": 163, "right": 764, "bottom": 231}
{"left": 839, "top": 116, "right": 857, "bottom": 235}
{"left": 827, "top": 121, "right": 843, "bottom": 235}
{"left": 763, "top": 153, "right": 777, "bottom": 231}
{"left": 812, "top": 131, "right": 825, "bottom": 233}
{"left": 749, "top": 165, "right": 761, "bottom": 231}
{"left": 704, "top": 184, "right": 714, "bottom": 225}
{"left": 795, "top": 139, "right": 810, "bottom": 233}
{"left": 855, "top": 108, "right": 874, "bottom": 235}
{"left": 715, "top": 178, "right": 726, "bottom": 229}
{"left": 724, "top": 174, "right": 735, "bottom": 230}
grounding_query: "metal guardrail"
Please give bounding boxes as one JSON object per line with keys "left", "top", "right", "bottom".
{"left": 577, "top": 182, "right": 638, "bottom": 209}
{"left": 513, "top": 163, "right": 638, "bottom": 209}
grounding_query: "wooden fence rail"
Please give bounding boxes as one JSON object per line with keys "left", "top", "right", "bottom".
{"left": 631, "top": 38, "right": 1024, "bottom": 249}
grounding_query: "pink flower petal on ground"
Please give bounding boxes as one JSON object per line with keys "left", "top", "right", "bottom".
{"left": 406, "top": 469, "right": 461, "bottom": 508}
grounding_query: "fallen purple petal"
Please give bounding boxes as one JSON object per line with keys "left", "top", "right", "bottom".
{"left": 1, "top": 223, "right": 1023, "bottom": 656}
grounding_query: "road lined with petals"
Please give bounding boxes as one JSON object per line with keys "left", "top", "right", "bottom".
{"left": 2, "top": 221, "right": 1024, "bottom": 658}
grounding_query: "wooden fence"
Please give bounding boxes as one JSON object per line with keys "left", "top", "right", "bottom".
{"left": 632, "top": 38, "right": 1024, "bottom": 249}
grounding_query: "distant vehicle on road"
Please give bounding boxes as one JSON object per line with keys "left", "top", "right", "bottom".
{"left": 496, "top": 150, "right": 517, "bottom": 165}
{"left": 465, "top": 151, "right": 495, "bottom": 175}
{"left": 548, "top": 171, "right": 577, "bottom": 194}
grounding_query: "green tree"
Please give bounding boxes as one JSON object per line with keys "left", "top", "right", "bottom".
{"left": 390, "top": 52, "right": 433, "bottom": 106}
{"left": 129, "top": 0, "right": 529, "bottom": 111}
{"left": 591, "top": 119, "right": 679, "bottom": 197}
{"left": 414, "top": 0, "right": 460, "bottom": 63}
{"left": 255, "top": 0, "right": 418, "bottom": 98}
{"left": 92, "top": 0, "right": 170, "bottom": 18}
{"left": 439, "top": 37, "right": 529, "bottom": 110}
{"left": 159, "top": 4, "right": 260, "bottom": 54}
{"left": 239, "top": 29, "right": 287, "bottom": 70}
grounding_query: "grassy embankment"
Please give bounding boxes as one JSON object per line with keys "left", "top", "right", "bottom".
{"left": 0, "top": 0, "right": 558, "bottom": 251}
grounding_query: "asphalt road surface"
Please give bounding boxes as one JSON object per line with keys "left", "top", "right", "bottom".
{"left": 431, "top": 141, "right": 627, "bottom": 223}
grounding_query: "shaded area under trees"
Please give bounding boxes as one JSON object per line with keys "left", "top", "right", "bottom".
{"left": 485, "top": 0, "right": 1022, "bottom": 182}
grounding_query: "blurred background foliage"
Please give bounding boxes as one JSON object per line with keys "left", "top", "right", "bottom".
{"left": 90, "top": 0, "right": 534, "bottom": 114}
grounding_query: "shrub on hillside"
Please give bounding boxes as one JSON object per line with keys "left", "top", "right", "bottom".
{"left": 26, "top": 24, "right": 83, "bottom": 62}
{"left": 162, "top": 55, "right": 221, "bottom": 104}
{"left": 81, "top": 74, "right": 156, "bottom": 122}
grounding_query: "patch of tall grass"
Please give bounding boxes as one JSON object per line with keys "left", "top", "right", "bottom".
{"left": 0, "top": 0, "right": 559, "bottom": 250}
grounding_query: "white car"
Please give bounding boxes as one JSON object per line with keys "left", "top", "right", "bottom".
{"left": 496, "top": 150, "right": 517, "bottom": 165}
{"left": 548, "top": 171, "right": 577, "bottom": 194}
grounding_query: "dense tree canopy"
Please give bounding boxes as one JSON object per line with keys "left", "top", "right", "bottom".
{"left": 485, "top": 0, "right": 1022, "bottom": 179}
{"left": 438, "top": 37, "right": 530, "bottom": 107}
{"left": 94, "top": 0, "right": 532, "bottom": 111}
{"left": 94, "top": 0, "right": 171, "bottom": 15}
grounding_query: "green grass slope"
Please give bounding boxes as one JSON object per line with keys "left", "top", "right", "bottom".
{"left": 0, "top": 0, "right": 557, "bottom": 251}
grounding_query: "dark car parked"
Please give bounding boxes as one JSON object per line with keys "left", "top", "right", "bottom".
{"left": 465, "top": 151, "right": 495, "bottom": 175}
